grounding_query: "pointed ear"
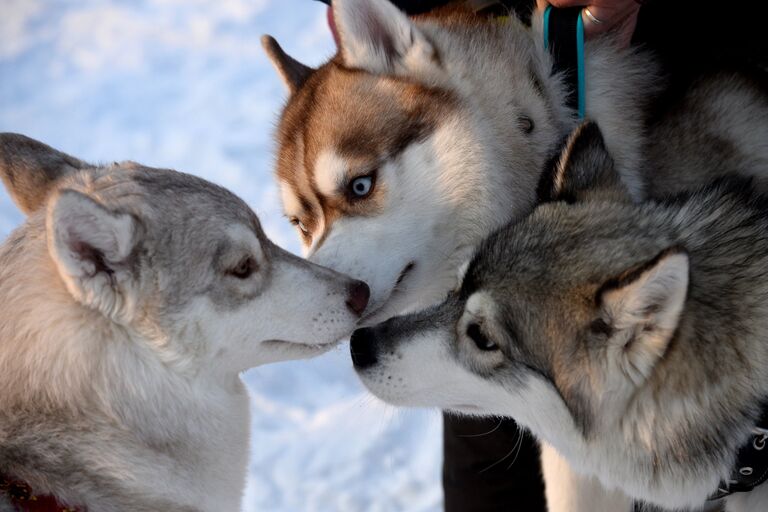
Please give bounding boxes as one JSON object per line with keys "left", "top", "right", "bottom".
{"left": 261, "top": 35, "right": 315, "bottom": 94}
{"left": 47, "top": 190, "right": 142, "bottom": 322}
{"left": 333, "top": 0, "right": 438, "bottom": 75}
{"left": 537, "top": 122, "right": 629, "bottom": 204}
{"left": 1, "top": 133, "right": 89, "bottom": 215}
{"left": 598, "top": 248, "right": 689, "bottom": 384}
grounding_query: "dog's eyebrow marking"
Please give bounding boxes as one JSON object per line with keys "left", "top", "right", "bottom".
{"left": 314, "top": 151, "right": 347, "bottom": 197}
{"left": 279, "top": 181, "right": 303, "bottom": 216}
{"left": 335, "top": 116, "right": 434, "bottom": 162}
{"left": 299, "top": 196, "right": 313, "bottom": 216}
{"left": 389, "top": 119, "right": 432, "bottom": 158}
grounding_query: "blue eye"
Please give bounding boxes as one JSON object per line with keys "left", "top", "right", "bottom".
{"left": 350, "top": 175, "right": 373, "bottom": 198}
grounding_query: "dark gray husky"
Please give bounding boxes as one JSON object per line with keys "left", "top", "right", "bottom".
{"left": 352, "top": 122, "right": 768, "bottom": 511}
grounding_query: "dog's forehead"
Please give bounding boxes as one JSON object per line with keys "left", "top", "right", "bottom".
{"left": 275, "top": 62, "right": 455, "bottom": 210}
{"left": 470, "top": 202, "right": 674, "bottom": 305}
{"left": 463, "top": 213, "right": 594, "bottom": 301}
{"left": 84, "top": 165, "right": 262, "bottom": 239}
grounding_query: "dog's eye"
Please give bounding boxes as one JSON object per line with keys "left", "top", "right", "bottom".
{"left": 518, "top": 115, "right": 534, "bottom": 134}
{"left": 289, "top": 217, "right": 310, "bottom": 235}
{"left": 349, "top": 175, "right": 374, "bottom": 199}
{"left": 467, "top": 323, "right": 498, "bottom": 351}
{"left": 228, "top": 256, "right": 257, "bottom": 279}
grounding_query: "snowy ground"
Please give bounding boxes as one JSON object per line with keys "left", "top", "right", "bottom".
{"left": 0, "top": 1, "right": 443, "bottom": 510}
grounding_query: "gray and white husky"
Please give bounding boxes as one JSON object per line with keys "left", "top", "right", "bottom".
{"left": 263, "top": 0, "right": 768, "bottom": 507}
{"left": 350, "top": 121, "right": 768, "bottom": 511}
{"left": 0, "top": 134, "right": 369, "bottom": 511}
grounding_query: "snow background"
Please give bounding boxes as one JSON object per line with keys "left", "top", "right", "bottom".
{"left": 0, "top": 1, "right": 443, "bottom": 510}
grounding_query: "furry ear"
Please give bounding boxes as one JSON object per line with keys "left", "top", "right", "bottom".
{"left": 599, "top": 248, "right": 689, "bottom": 385}
{"left": 261, "top": 35, "right": 315, "bottom": 93}
{"left": 0, "top": 133, "right": 89, "bottom": 215}
{"left": 47, "top": 190, "right": 141, "bottom": 322}
{"left": 333, "top": 0, "right": 437, "bottom": 75}
{"left": 537, "top": 121, "right": 629, "bottom": 204}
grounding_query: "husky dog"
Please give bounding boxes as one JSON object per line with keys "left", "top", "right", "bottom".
{"left": 0, "top": 134, "right": 369, "bottom": 511}
{"left": 263, "top": 0, "right": 768, "bottom": 323}
{"left": 350, "top": 121, "right": 768, "bottom": 511}
{"left": 263, "top": 0, "right": 767, "bottom": 507}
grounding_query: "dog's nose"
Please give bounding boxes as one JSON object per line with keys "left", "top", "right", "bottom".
{"left": 350, "top": 327, "right": 378, "bottom": 369}
{"left": 346, "top": 280, "right": 370, "bottom": 316}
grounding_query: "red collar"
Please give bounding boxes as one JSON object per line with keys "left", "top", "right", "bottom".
{"left": 0, "top": 474, "right": 84, "bottom": 512}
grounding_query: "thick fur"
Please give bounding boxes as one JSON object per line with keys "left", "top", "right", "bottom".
{"left": 0, "top": 133, "right": 367, "bottom": 511}
{"left": 264, "top": 0, "right": 768, "bottom": 508}
{"left": 351, "top": 123, "right": 768, "bottom": 511}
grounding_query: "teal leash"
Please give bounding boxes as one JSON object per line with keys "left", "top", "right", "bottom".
{"left": 543, "top": 5, "right": 586, "bottom": 119}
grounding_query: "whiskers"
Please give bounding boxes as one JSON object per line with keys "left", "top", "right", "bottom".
{"left": 458, "top": 418, "right": 503, "bottom": 438}
{"left": 479, "top": 426, "right": 524, "bottom": 473}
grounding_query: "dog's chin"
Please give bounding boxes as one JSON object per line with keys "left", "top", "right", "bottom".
{"left": 258, "top": 338, "right": 341, "bottom": 364}
{"left": 360, "top": 263, "right": 419, "bottom": 325}
{"left": 448, "top": 404, "right": 484, "bottom": 414}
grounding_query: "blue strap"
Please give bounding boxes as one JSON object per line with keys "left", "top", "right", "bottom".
{"left": 575, "top": 12, "right": 585, "bottom": 119}
{"left": 543, "top": 5, "right": 586, "bottom": 119}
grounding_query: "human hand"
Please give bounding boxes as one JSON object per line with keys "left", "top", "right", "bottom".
{"left": 537, "top": 0, "right": 642, "bottom": 48}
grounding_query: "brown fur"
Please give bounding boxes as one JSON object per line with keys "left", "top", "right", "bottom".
{"left": 276, "top": 59, "right": 456, "bottom": 240}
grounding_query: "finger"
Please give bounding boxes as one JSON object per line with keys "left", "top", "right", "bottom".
{"left": 613, "top": 9, "right": 640, "bottom": 48}
{"left": 580, "top": 3, "right": 640, "bottom": 39}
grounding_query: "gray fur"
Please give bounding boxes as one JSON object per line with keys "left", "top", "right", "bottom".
{"left": 0, "top": 134, "right": 366, "bottom": 511}
{"left": 646, "top": 73, "right": 768, "bottom": 197}
{"left": 0, "top": 133, "right": 90, "bottom": 214}
{"left": 355, "top": 124, "right": 768, "bottom": 510}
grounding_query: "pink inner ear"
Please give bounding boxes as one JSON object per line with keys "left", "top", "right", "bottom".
{"left": 327, "top": 7, "right": 339, "bottom": 46}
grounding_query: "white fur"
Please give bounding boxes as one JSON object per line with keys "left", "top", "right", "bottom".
{"left": 310, "top": 117, "right": 490, "bottom": 320}
{"left": 279, "top": 179, "right": 304, "bottom": 220}
{"left": 0, "top": 160, "right": 365, "bottom": 510}
{"left": 540, "top": 444, "right": 633, "bottom": 512}
{"left": 314, "top": 150, "right": 347, "bottom": 198}
{"left": 334, "top": 0, "right": 438, "bottom": 77}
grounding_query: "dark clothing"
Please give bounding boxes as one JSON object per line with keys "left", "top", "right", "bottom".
{"left": 443, "top": 414, "right": 546, "bottom": 512}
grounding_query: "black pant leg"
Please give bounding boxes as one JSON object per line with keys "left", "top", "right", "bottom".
{"left": 443, "top": 413, "right": 546, "bottom": 512}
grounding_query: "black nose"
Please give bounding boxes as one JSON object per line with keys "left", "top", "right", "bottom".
{"left": 350, "top": 327, "right": 378, "bottom": 369}
{"left": 346, "top": 280, "right": 370, "bottom": 316}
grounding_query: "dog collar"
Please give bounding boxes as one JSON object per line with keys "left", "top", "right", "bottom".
{"left": 543, "top": 5, "right": 586, "bottom": 119}
{"left": 709, "top": 406, "right": 768, "bottom": 501}
{"left": 0, "top": 474, "right": 83, "bottom": 512}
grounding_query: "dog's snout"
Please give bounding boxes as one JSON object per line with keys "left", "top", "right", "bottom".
{"left": 350, "top": 327, "right": 378, "bottom": 369}
{"left": 346, "top": 280, "right": 370, "bottom": 316}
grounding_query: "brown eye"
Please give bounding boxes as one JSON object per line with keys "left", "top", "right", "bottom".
{"left": 229, "top": 256, "right": 257, "bottom": 279}
{"left": 518, "top": 115, "right": 534, "bottom": 134}
{"left": 467, "top": 323, "right": 498, "bottom": 351}
{"left": 290, "top": 217, "right": 310, "bottom": 235}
